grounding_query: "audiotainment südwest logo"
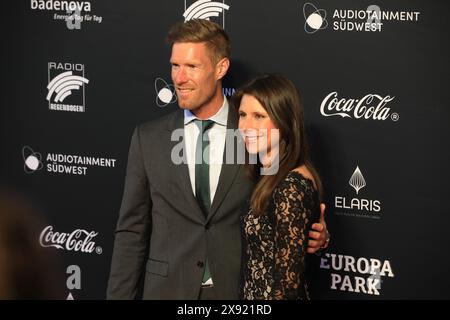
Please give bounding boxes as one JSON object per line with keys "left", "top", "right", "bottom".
{"left": 320, "top": 252, "right": 395, "bottom": 296}
{"left": 302, "top": 2, "right": 420, "bottom": 34}
{"left": 334, "top": 166, "right": 382, "bottom": 219}
{"left": 183, "top": 0, "right": 230, "bottom": 28}
{"left": 155, "top": 77, "right": 177, "bottom": 108}
{"left": 47, "top": 62, "right": 89, "bottom": 112}
{"left": 30, "top": 0, "right": 103, "bottom": 30}
{"left": 303, "top": 3, "right": 328, "bottom": 34}
{"left": 22, "top": 146, "right": 117, "bottom": 176}
{"left": 320, "top": 92, "right": 399, "bottom": 122}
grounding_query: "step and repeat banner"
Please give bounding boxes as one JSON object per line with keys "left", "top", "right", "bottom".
{"left": 1, "top": 0, "right": 449, "bottom": 299}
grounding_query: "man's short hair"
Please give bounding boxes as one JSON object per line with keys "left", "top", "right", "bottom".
{"left": 167, "top": 19, "right": 231, "bottom": 65}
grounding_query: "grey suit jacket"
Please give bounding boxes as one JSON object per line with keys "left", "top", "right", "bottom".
{"left": 107, "top": 107, "right": 254, "bottom": 299}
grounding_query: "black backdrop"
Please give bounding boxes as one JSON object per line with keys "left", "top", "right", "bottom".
{"left": 1, "top": 0, "right": 449, "bottom": 299}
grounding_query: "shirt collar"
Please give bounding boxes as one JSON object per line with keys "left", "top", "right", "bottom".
{"left": 184, "top": 95, "right": 229, "bottom": 126}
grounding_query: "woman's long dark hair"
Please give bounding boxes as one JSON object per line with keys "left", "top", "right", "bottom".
{"left": 233, "top": 74, "right": 323, "bottom": 216}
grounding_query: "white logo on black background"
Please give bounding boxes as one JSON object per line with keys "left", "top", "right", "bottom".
{"left": 349, "top": 166, "right": 366, "bottom": 194}
{"left": 22, "top": 146, "right": 117, "bottom": 176}
{"left": 302, "top": 3, "right": 420, "bottom": 33}
{"left": 31, "top": 0, "right": 91, "bottom": 11}
{"left": 320, "top": 92, "right": 399, "bottom": 122}
{"left": 320, "top": 252, "right": 395, "bottom": 296}
{"left": 30, "top": 1, "right": 103, "bottom": 30}
{"left": 47, "top": 71, "right": 89, "bottom": 103}
{"left": 184, "top": 0, "right": 230, "bottom": 28}
{"left": 39, "top": 226, "right": 103, "bottom": 255}
{"left": 22, "top": 146, "right": 44, "bottom": 174}
{"left": 155, "top": 77, "right": 177, "bottom": 107}
{"left": 303, "top": 3, "right": 328, "bottom": 34}
{"left": 47, "top": 62, "right": 89, "bottom": 112}
{"left": 334, "top": 165, "right": 382, "bottom": 219}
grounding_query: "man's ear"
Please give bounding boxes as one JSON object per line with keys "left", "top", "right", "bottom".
{"left": 215, "top": 57, "right": 230, "bottom": 80}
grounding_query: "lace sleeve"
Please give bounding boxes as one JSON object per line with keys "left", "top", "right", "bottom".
{"left": 271, "top": 177, "right": 312, "bottom": 299}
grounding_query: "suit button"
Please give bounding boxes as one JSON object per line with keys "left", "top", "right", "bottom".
{"left": 197, "top": 261, "right": 204, "bottom": 268}
{"left": 205, "top": 224, "right": 210, "bottom": 230}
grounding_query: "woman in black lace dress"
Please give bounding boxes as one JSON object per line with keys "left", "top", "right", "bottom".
{"left": 235, "top": 74, "right": 323, "bottom": 300}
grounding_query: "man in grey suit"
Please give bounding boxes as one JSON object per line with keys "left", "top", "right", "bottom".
{"left": 107, "top": 19, "right": 329, "bottom": 300}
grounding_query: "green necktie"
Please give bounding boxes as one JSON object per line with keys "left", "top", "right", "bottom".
{"left": 194, "top": 119, "right": 214, "bottom": 284}
{"left": 195, "top": 119, "right": 214, "bottom": 217}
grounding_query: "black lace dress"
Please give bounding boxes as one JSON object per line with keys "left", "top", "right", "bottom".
{"left": 240, "top": 171, "right": 319, "bottom": 300}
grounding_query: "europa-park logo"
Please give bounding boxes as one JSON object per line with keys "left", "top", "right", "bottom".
{"left": 320, "top": 252, "right": 395, "bottom": 296}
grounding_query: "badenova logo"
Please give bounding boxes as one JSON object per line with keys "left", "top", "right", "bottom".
{"left": 30, "top": 1, "right": 103, "bottom": 30}
{"left": 31, "top": 0, "right": 91, "bottom": 11}
{"left": 22, "top": 146, "right": 117, "bottom": 176}
{"left": 183, "top": 0, "right": 230, "bottom": 28}
{"left": 302, "top": 3, "right": 420, "bottom": 33}
{"left": 39, "top": 226, "right": 103, "bottom": 255}
{"left": 320, "top": 92, "right": 399, "bottom": 122}
{"left": 320, "top": 252, "right": 395, "bottom": 296}
{"left": 334, "top": 166, "right": 382, "bottom": 219}
{"left": 47, "top": 62, "right": 89, "bottom": 112}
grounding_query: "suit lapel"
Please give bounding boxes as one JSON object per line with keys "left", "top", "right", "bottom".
{"left": 208, "top": 106, "right": 242, "bottom": 223}
{"left": 166, "top": 111, "right": 205, "bottom": 223}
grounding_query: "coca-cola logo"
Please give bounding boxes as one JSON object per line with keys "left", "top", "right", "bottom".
{"left": 39, "top": 226, "right": 102, "bottom": 254}
{"left": 320, "top": 92, "right": 399, "bottom": 121}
